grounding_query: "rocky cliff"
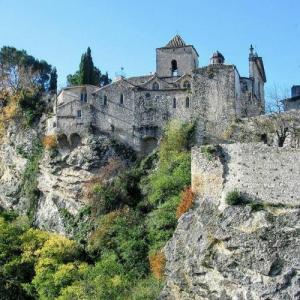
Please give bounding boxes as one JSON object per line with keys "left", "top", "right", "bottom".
{"left": 0, "top": 120, "right": 135, "bottom": 233}
{"left": 160, "top": 144, "right": 300, "bottom": 299}
{"left": 160, "top": 199, "right": 299, "bottom": 299}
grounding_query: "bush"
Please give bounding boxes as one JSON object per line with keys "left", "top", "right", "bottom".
{"left": 149, "top": 250, "right": 166, "bottom": 280}
{"left": 128, "top": 276, "right": 163, "bottom": 300}
{"left": 42, "top": 134, "right": 57, "bottom": 150}
{"left": 200, "top": 145, "right": 217, "bottom": 161}
{"left": 176, "top": 186, "right": 195, "bottom": 219}
{"left": 225, "top": 189, "right": 247, "bottom": 205}
{"left": 20, "top": 139, "right": 43, "bottom": 222}
{"left": 146, "top": 195, "right": 180, "bottom": 252}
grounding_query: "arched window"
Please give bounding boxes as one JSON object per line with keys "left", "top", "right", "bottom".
{"left": 171, "top": 60, "right": 178, "bottom": 76}
{"left": 173, "top": 98, "right": 176, "bottom": 108}
{"left": 120, "top": 94, "right": 124, "bottom": 105}
{"left": 183, "top": 81, "right": 191, "bottom": 89}
{"left": 152, "top": 82, "right": 159, "bottom": 90}
{"left": 185, "top": 97, "right": 190, "bottom": 108}
{"left": 103, "top": 95, "right": 107, "bottom": 106}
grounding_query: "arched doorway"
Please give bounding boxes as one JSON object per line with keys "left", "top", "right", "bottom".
{"left": 69, "top": 133, "right": 82, "bottom": 149}
{"left": 141, "top": 137, "right": 158, "bottom": 155}
{"left": 57, "top": 134, "right": 69, "bottom": 149}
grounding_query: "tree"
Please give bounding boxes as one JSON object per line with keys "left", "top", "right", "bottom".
{"left": 67, "top": 47, "right": 111, "bottom": 87}
{"left": 0, "top": 46, "right": 52, "bottom": 93}
{"left": 49, "top": 67, "right": 57, "bottom": 93}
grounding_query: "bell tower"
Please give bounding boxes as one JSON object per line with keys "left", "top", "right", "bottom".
{"left": 156, "top": 35, "right": 199, "bottom": 77}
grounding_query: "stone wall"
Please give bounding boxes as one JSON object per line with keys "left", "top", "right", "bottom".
{"left": 156, "top": 46, "right": 198, "bottom": 77}
{"left": 192, "top": 143, "right": 300, "bottom": 207}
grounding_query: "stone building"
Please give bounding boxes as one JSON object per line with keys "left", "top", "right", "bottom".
{"left": 283, "top": 85, "right": 300, "bottom": 111}
{"left": 48, "top": 35, "right": 266, "bottom": 153}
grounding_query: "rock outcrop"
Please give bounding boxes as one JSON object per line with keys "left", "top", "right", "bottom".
{"left": 160, "top": 144, "right": 300, "bottom": 299}
{"left": 0, "top": 120, "right": 135, "bottom": 233}
{"left": 160, "top": 199, "right": 300, "bottom": 300}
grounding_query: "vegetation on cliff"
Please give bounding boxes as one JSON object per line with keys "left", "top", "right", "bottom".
{"left": 0, "top": 120, "right": 195, "bottom": 299}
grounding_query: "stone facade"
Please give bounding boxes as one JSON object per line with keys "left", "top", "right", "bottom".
{"left": 192, "top": 143, "right": 300, "bottom": 208}
{"left": 48, "top": 35, "right": 266, "bottom": 153}
{"left": 283, "top": 85, "right": 300, "bottom": 111}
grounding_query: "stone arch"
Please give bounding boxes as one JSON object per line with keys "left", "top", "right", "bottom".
{"left": 141, "top": 137, "right": 158, "bottom": 155}
{"left": 57, "top": 134, "right": 69, "bottom": 149}
{"left": 171, "top": 60, "right": 178, "bottom": 76}
{"left": 69, "top": 133, "right": 82, "bottom": 149}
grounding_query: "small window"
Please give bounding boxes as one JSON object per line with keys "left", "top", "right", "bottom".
{"left": 104, "top": 95, "right": 107, "bottom": 106}
{"left": 183, "top": 81, "right": 191, "bottom": 89}
{"left": 145, "top": 93, "right": 151, "bottom": 98}
{"left": 173, "top": 98, "right": 176, "bottom": 108}
{"left": 185, "top": 97, "right": 190, "bottom": 108}
{"left": 111, "top": 124, "right": 115, "bottom": 132}
{"left": 53, "top": 122, "right": 56, "bottom": 128}
{"left": 120, "top": 94, "right": 124, "bottom": 105}
{"left": 80, "top": 93, "right": 87, "bottom": 102}
{"left": 77, "top": 110, "right": 82, "bottom": 118}
{"left": 152, "top": 82, "right": 159, "bottom": 90}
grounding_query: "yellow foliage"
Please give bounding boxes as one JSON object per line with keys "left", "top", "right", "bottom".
{"left": 42, "top": 134, "right": 57, "bottom": 150}
{"left": 149, "top": 250, "right": 166, "bottom": 280}
{"left": 21, "top": 228, "right": 50, "bottom": 263}
{"left": 35, "top": 234, "right": 80, "bottom": 262}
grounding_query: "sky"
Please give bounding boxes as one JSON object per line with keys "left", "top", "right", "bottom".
{"left": 0, "top": 0, "right": 299, "bottom": 99}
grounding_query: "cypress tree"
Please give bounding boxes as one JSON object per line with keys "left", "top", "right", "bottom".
{"left": 67, "top": 47, "right": 110, "bottom": 86}
{"left": 49, "top": 67, "right": 57, "bottom": 93}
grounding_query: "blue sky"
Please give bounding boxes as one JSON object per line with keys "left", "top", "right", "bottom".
{"left": 0, "top": 0, "right": 299, "bottom": 98}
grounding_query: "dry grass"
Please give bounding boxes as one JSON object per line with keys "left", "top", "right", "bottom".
{"left": 176, "top": 186, "right": 195, "bottom": 219}
{"left": 149, "top": 250, "right": 166, "bottom": 280}
{"left": 42, "top": 134, "right": 57, "bottom": 150}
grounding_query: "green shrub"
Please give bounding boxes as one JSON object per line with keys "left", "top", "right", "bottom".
{"left": 200, "top": 145, "right": 217, "bottom": 161}
{"left": 127, "top": 276, "right": 163, "bottom": 300}
{"left": 250, "top": 202, "right": 265, "bottom": 211}
{"left": 225, "top": 189, "right": 248, "bottom": 205}
{"left": 20, "top": 139, "right": 43, "bottom": 222}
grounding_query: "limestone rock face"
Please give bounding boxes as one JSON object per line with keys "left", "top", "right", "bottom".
{"left": 36, "top": 136, "right": 130, "bottom": 233}
{"left": 0, "top": 123, "right": 38, "bottom": 213}
{"left": 0, "top": 121, "right": 133, "bottom": 233}
{"left": 160, "top": 199, "right": 300, "bottom": 300}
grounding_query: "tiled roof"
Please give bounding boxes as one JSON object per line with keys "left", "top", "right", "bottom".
{"left": 165, "top": 35, "right": 186, "bottom": 48}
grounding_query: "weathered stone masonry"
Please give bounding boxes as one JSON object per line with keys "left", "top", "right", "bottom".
{"left": 48, "top": 35, "right": 266, "bottom": 153}
{"left": 192, "top": 143, "right": 300, "bottom": 208}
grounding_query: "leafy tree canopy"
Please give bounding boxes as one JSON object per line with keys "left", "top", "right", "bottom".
{"left": 0, "top": 46, "right": 55, "bottom": 93}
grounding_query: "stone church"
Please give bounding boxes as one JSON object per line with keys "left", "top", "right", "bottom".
{"left": 48, "top": 35, "right": 266, "bottom": 154}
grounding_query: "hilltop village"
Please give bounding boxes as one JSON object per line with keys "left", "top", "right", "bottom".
{"left": 47, "top": 35, "right": 267, "bottom": 154}
{"left": 0, "top": 34, "right": 300, "bottom": 299}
